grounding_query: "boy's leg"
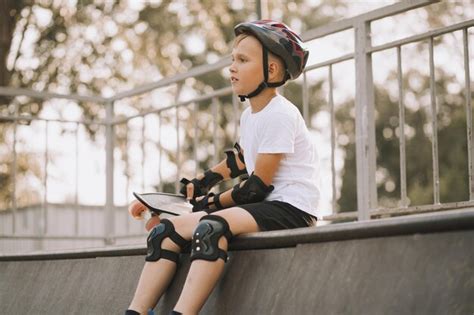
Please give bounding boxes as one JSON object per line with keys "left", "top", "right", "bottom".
{"left": 173, "top": 207, "right": 260, "bottom": 314}
{"left": 128, "top": 212, "right": 207, "bottom": 314}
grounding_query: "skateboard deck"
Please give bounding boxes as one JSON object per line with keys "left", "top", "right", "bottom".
{"left": 133, "top": 192, "right": 192, "bottom": 216}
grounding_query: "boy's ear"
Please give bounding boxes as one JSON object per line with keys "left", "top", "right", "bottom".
{"left": 268, "top": 61, "right": 277, "bottom": 78}
{"left": 268, "top": 60, "right": 283, "bottom": 82}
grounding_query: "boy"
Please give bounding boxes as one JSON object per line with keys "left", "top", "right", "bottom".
{"left": 126, "top": 20, "right": 319, "bottom": 315}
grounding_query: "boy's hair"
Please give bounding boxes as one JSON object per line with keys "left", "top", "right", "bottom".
{"left": 233, "top": 33, "right": 287, "bottom": 82}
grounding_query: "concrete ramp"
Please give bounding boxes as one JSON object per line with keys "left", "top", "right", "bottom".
{"left": 1, "top": 209, "right": 474, "bottom": 315}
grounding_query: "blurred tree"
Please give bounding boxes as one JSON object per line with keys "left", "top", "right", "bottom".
{"left": 0, "top": 0, "right": 347, "bottom": 206}
{"left": 0, "top": 0, "right": 24, "bottom": 87}
{"left": 1, "top": 0, "right": 470, "bottom": 213}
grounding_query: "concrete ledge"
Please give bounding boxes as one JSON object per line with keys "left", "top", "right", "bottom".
{"left": 1, "top": 208, "right": 474, "bottom": 261}
{"left": 1, "top": 209, "right": 473, "bottom": 314}
{"left": 1, "top": 228, "right": 473, "bottom": 314}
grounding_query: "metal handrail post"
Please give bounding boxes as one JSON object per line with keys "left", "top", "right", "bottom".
{"left": 42, "top": 121, "right": 49, "bottom": 237}
{"left": 105, "top": 100, "right": 115, "bottom": 245}
{"left": 354, "top": 20, "right": 377, "bottom": 221}
{"left": 464, "top": 28, "right": 474, "bottom": 200}
{"left": 174, "top": 84, "right": 183, "bottom": 193}
{"left": 12, "top": 103, "right": 18, "bottom": 234}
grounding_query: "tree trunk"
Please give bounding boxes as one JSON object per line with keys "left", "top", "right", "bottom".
{"left": 0, "top": 0, "right": 23, "bottom": 88}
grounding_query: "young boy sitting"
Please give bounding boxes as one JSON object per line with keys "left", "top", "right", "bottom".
{"left": 126, "top": 20, "right": 320, "bottom": 315}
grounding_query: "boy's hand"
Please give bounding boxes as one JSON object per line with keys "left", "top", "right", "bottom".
{"left": 128, "top": 199, "right": 161, "bottom": 231}
{"left": 145, "top": 213, "right": 161, "bottom": 232}
{"left": 179, "top": 177, "right": 206, "bottom": 200}
{"left": 190, "top": 193, "right": 215, "bottom": 212}
{"left": 128, "top": 199, "right": 148, "bottom": 220}
{"left": 185, "top": 182, "right": 195, "bottom": 201}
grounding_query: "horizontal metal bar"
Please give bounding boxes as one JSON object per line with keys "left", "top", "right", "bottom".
{"left": 301, "top": 19, "right": 354, "bottom": 42}
{"left": 0, "top": 233, "right": 147, "bottom": 240}
{"left": 0, "top": 114, "right": 105, "bottom": 125}
{"left": 352, "top": 0, "right": 438, "bottom": 24}
{"left": 369, "top": 19, "right": 474, "bottom": 54}
{"left": 112, "top": 86, "right": 233, "bottom": 125}
{"left": 0, "top": 244, "right": 145, "bottom": 261}
{"left": 114, "top": 234, "right": 147, "bottom": 239}
{"left": 0, "top": 203, "right": 121, "bottom": 214}
{"left": 111, "top": 57, "right": 232, "bottom": 101}
{"left": 305, "top": 53, "right": 354, "bottom": 72}
{"left": 372, "top": 201, "right": 474, "bottom": 217}
{"left": 301, "top": 0, "right": 437, "bottom": 42}
{"left": 0, "top": 234, "right": 106, "bottom": 240}
{"left": 323, "top": 211, "right": 358, "bottom": 221}
{"left": 0, "top": 86, "right": 106, "bottom": 103}
{"left": 324, "top": 200, "right": 474, "bottom": 221}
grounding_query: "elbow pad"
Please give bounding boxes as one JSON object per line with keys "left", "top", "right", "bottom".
{"left": 224, "top": 143, "right": 248, "bottom": 178}
{"left": 231, "top": 173, "right": 274, "bottom": 205}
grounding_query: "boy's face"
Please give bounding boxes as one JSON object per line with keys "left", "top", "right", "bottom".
{"left": 230, "top": 35, "right": 264, "bottom": 95}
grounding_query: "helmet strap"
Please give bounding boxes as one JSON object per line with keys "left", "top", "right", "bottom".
{"left": 238, "top": 47, "right": 288, "bottom": 102}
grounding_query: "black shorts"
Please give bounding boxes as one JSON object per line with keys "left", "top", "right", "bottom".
{"left": 237, "top": 200, "right": 317, "bottom": 231}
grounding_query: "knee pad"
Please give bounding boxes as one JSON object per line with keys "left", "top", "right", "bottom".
{"left": 231, "top": 173, "right": 274, "bottom": 204}
{"left": 146, "top": 219, "right": 189, "bottom": 263}
{"left": 190, "top": 215, "right": 233, "bottom": 263}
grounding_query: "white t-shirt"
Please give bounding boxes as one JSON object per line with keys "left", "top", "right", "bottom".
{"left": 239, "top": 94, "right": 320, "bottom": 217}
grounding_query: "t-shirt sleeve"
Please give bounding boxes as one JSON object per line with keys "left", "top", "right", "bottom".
{"left": 258, "top": 112, "right": 296, "bottom": 154}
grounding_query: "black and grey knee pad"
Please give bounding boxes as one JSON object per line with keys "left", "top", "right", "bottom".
{"left": 146, "top": 219, "right": 189, "bottom": 263}
{"left": 190, "top": 215, "right": 233, "bottom": 263}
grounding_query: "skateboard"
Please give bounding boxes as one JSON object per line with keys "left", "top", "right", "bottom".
{"left": 132, "top": 192, "right": 192, "bottom": 216}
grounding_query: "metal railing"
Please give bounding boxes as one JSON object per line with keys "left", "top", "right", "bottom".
{"left": 1, "top": 0, "right": 473, "bottom": 248}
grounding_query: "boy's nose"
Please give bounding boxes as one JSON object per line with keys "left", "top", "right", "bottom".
{"left": 229, "top": 63, "right": 236, "bottom": 74}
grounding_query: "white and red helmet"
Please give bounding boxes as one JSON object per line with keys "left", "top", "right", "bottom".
{"left": 235, "top": 20, "right": 309, "bottom": 80}
{"left": 234, "top": 20, "right": 309, "bottom": 101}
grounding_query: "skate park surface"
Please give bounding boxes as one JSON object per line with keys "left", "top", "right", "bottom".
{"left": 1, "top": 208, "right": 473, "bottom": 315}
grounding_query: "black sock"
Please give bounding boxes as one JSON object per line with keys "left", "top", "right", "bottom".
{"left": 170, "top": 311, "right": 182, "bottom": 315}
{"left": 125, "top": 310, "right": 140, "bottom": 315}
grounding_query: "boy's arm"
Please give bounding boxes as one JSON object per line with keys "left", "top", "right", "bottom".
{"left": 192, "top": 153, "right": 283, "bottom": 211}
{"left": 180, "top": 143, "right": 247, "bottom": 200}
